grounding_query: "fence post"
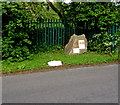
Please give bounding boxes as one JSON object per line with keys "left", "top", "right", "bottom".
{"left": 36, "top": 19, "right": 39, "bottom": 45}
{"left": 53, "top": 19, "right": 55, "bottom": 45}
{"left": 47, "top": 19, "right": 50, "bottom": 45}
{"left": 63, "top": 19, "right": 65, "bottom": 45}
{"left": 50, "top": 19, "right": 53, "bottom": 45}
{"left": 44, "top": 19, "right": 47, "bottom": 44}
{"left": 112, "top": 25, "right": 115, "bottom": 35}
{"left": 111, "top": 35, "right": 115, "bottom": 53}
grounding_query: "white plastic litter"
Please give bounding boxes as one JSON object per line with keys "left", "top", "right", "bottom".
{"left": 48, "top": 61, "right": 62, "bottom": 66}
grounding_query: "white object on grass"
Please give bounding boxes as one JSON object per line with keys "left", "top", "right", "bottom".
{"left": 48, "top": 61, "right": 62, "bottom": 66}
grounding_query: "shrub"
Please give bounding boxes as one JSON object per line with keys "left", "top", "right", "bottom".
{"left": 88, "top": 31, "right": 119, "bottom": 55}
{"left": 31, "top": 43, "right": 63, "bottom": 54}
{"left": 2, "top": 2, "right": 33, "bottom": 62}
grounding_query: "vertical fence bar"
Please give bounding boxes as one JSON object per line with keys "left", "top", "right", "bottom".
{"left": 47, "top": 19, "right": 50, "bottom": 45}
{"left": 54, "top": 19, "right": 56, "bottom": 45}
{"left": 40, "top": 19, "right": 42, "bottom": 44}
{"left": 109, "top": 27, "right": 111, "bottom": 35}
{"left": 42, "top": 19, "right": 44, "bottom": 43}
{"left": 68, "top": 23, "right": 70, "bottom": 38}
{"left": 59, "top": 20, "right": 61, "bottom": 45}
{"left": 112, "top": 25, "right": 115, "bottom": 35}
{"left": 38, "top": 19, "right": 40, "bottom": 44}
{"left": 33, "top": 20, "right": 37, "bottom": 45}
{"left": 73, "top": 25, "right": 76, "bottom": 34}
{"left": 56, "top": 19, "right": 58, "bottom": 45}
{"left": 65, "top": 20, "right": 67, "bottom": 44}
{"left": 51, "top": 19, "right": 54, "bottom": 45}
{"left": 60, "top": 21, "right": 63, "bottom": 45}
{"left": 51, "top": 19, "right": 53, "bottom": 45}
{"left": 63, "top": 20, "right": 65, "bottom": 46}
{"left": 37, "top": 19, "right": 39, "bottom": 44}
{"left": 40, "top": 19, "right": 42, "bottom": 43}
{"left": 59, "top": 19, "right": 61, "bottom": 45}
{"left": 58, "top": 19, "right": 60, "bottom": 45}
{"left": 116, "top": 24, "right": 118, "bottom": 33}
{"left": 71, "top": 21, "right": 74, "bottom": 35}
{"left": 48, "top": 19, "right": 51, "bottom": 45}
{"left": 44, "top": 19, "right": 47, "bottom": 43}
{"left": 49, "top": 19, "right": 51, "bottom": 45}
{"left": 36, "top": 19, "right": 39, "bottom": 45}
{"left": 53, "top": 19, "right": 55, "bottom": 45}
{"left": 43, "top": 19, "right": 45, "bottom": 44}
{"left": 38, "top": 18, "right": 41, "bottom": 44}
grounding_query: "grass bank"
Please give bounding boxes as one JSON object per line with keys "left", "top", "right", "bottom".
{"left": 2, "top": 51, "right": 118, "bottom": 74}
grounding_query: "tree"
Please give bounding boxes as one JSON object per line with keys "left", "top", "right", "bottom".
{"left": 2, "top": 2, "right": 59, "bottom": 61}
{"left": 46, "top": 1, "right": 119, "bottom": 34}
{"left": 2, "top": 2, "right": 33, "bottom": 61}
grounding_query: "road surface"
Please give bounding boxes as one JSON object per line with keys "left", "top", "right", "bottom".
{"left": 2, "top": 64, "right": 118, "bottom": 103}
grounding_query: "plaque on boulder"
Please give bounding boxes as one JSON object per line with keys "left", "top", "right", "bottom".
{"left": 65, "top": 34, "right": 87, "bottom": 55}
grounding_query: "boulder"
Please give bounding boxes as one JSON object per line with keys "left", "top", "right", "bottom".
{"left": 65, "top": 34, "right": 87, "bottom": 55}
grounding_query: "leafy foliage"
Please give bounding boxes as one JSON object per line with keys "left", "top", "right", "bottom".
{"left": 48, "top": 2, "right": 120, "bottom": 54}
{"left": 2, "top": 2, "right": 33, "bottom": 62}
{"left": 31, "top": 43, "right": 63, "bottom": 54}
{"left": 88, "top": 31, "right": 120, "bottom": 55}
{"left": 2, "top": 2, "right": 119, "bottom": 62}
{"left": 48, "top": 2, "right": 120, "bottom": 35}
{"left": 2, "top": 2, "right": 59, "bottom": 62}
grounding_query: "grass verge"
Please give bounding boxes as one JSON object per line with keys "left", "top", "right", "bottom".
{"left": 2, "top": 51, "right": 118, "bottom": 74}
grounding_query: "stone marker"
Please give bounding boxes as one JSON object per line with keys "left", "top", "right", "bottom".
{"left": 65, "top": 34, "right": 87, "bottom": 55}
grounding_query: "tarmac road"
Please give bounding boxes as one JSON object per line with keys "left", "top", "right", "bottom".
{"left": 2, "top": 64, "right": 118, "bottom": 103}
